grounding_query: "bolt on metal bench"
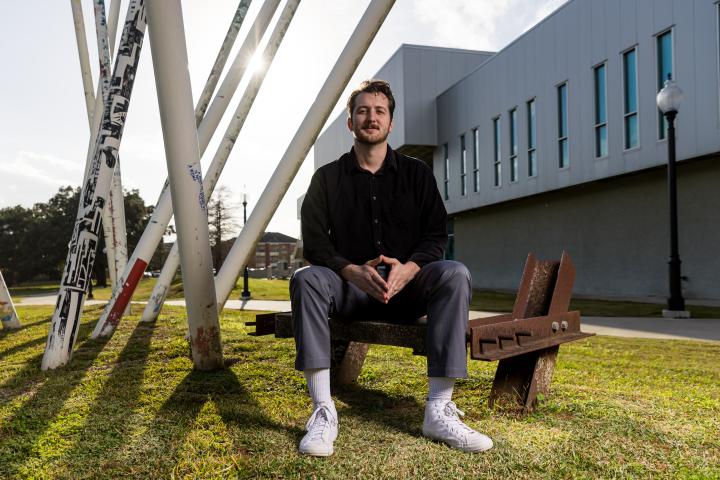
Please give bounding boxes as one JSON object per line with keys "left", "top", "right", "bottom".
{"left": 248, "top": 251, "right": 594, "bottom": 412}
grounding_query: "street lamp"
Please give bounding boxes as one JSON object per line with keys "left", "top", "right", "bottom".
{"left": 656, "top": 75, "right": 688, "bottom": 318}
{"left": 241, "top": 192, "right": 251, "bottom": 300}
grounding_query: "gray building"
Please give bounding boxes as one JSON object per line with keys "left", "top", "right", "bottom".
{"left": 313, "top": 0, "right": 720, "bottom": 301}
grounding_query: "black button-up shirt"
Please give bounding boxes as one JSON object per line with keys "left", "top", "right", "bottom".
{"left": 301, "top": 146, "right": 447, "bottom": 274}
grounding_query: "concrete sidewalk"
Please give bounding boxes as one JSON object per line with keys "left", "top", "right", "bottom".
{"left": 13, "top": 295, "right": 720, "bottom": 342}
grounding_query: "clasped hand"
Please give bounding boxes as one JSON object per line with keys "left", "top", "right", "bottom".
{"left": 340, "top": 255, "right": 419, "bottom": 304}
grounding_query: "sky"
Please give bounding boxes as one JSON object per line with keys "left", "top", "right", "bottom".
{"left": 0, "top": 0, "right": 566, "bottom": 238}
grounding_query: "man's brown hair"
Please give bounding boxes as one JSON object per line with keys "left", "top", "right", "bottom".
{"left": 346, "top": 79, "right": 395, "bottom": 119}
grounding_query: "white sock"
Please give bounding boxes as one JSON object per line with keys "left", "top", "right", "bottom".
{"left": 304, "top": 368, "right": 332, "bottom": 407}
{"left": 427, "top": 377, "right": 455, "bottom": 404}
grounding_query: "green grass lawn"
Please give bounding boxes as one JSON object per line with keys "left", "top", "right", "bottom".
{"left": 0, "top": 306, "right": 718, "bottom": 479}
{"left": 10, "top": 277, "right": 291, "bottom": 303}
{"left": 11, "top": 279, "right": 720, "bottom": 318}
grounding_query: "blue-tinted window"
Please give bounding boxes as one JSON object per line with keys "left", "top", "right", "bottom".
{"left": 557, "top": 83, "right": 568, "bottom": 168}
{"left": 623, "top": 48, "right": 639, "bottom": 149}
{"left": 460, "top": 134, "right": 467, "bottom": 196}
{"left": 445, "top": 218, "right": 454, "bottom": 260}
{"left": 657, "top": 30, "right": 673, "bottom": 139}
{"left": 594, "top": 63, "right": 608, "bottom": 157}
{"left": 472, "top": 128, "right": 480, "bottom": 192}
{"left": 443, "top": 143, "right": 449, "bottom": 200}
{"left": 527, "top": 99, "right": 537, "bottom": 177}
{"left": 509, "top": 108, "right": 518, "bottom": 182}
{"left": 493, "top": 117, "right": 501, "bottom": 186}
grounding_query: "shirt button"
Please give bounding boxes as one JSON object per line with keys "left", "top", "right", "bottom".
{"left": 372, "top": 195, "right": 377, "bottom": 200}
{"left": 377, "top": 240, "right": 381, "bottom": 245}
{"left": 374, "top": 218, "right": 379, "bottom": 224}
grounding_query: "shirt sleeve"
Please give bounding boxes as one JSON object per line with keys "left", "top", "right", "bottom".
{"left": 301, "top": 168, "right": 352, "bottom": 274}
{"left": 408, "top": 163, "right": 448, "bottom": 267}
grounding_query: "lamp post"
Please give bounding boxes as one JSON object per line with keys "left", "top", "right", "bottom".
{"left": 241, "top": 192, "right": 251, "bottom": 300}
{"left": 656, "top": 75, "right": 688, "bottom": 318}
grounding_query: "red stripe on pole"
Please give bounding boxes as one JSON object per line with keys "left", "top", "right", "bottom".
{"left": 106, "top": 259, "right": 147, "bottom": 326}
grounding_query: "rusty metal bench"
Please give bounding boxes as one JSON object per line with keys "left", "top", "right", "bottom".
{"left": 249, "top": 251, "right": 594, "bottom": 411}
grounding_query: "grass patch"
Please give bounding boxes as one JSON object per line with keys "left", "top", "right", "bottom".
{"left": 11, "top": 277, "right": 291, "bottom": 303}
{"left": 0, "top": 305, "right": 718, "bottom": 478}
{"left": 10, "top": 279, "right": 720, "bottom": 317}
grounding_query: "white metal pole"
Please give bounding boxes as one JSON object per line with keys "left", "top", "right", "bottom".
{"left": 41, "top": 0, "right": 147, "bottom": 370}
{"left": 195, "top": 0, "right": 253, "bottom": 125}
{"left": 0, "top": 270, "right": 21, "bottom": 329}
{"left": 195, "top": 0, "right": 280, "bottom": 154}
{"left": 146, "top": 0, "right": 223, "bottom": 371}
{"left": 92, "top": 0, "right": 281, "bottom": 337}
{"left": 141, "top": 0, "right": 300, "bottom": 322}
{"left": 214, "top": 0, "right": 396, "bottom": 308}
{"left": 91, "top": 0, "right": 129, "bottom": 297}
{"left": 70, "top": 0, "right": 95, "bottom": 127}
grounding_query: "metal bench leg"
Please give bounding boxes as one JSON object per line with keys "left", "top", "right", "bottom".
{"left": 330, "top": 340, "right": 369, "bottom": 385}
{"left": 488, "top": 345, "right": 559, "bottom": 411}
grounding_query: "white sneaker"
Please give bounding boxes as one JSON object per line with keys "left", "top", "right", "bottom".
{"left": 299, "top": 402, "right": 338, "bottom": 457}
{"left": 422, "top": 400, "right": 493, "bottom": 453}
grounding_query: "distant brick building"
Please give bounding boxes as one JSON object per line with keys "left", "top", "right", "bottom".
{"left": 247, "top": 232, "right": 304, "bottom": 278}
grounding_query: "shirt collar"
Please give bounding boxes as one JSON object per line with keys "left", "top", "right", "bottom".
{"left": 345, "top": 145, "right": 397, "bottom": 174}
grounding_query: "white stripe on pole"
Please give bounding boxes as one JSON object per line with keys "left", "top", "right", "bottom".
{"left": 70, "top": 0, "right": 95, "bottom": 127}
{"left": 92, "top": 0, "right": 281, "bottom": 337}
{"left": 41, "top": 0, "right": 146, "bottom": 370}
{"left": 146, "top": 0, "right": 223, "bottom": 371}
{"left": 0, "top": 270, "right": 21, "bottom": 329}
{"left": 92, "top": 0, "right": 128, "bottom": 295}
{"left": 195, "top": 0, "right": 253, "bottom": 126}
{"left": 142, "top": 0, "right": 301, "bottom": 322}
{"left": 214, "top": 0, "right": 397, "bottom": 308}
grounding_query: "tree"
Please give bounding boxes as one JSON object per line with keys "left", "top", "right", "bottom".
{"left": 206, "top": 186, "right": 239, "bottom": 269}
{"left": 0, "top": 205, "right": 34, "bottom": 285}
{"left": 0, "top": 186, "right": 156, "bottom": 286}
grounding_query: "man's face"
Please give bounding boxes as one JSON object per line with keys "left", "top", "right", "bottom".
{"left": 348, "top": 92, "right": 393, "bottom": 146}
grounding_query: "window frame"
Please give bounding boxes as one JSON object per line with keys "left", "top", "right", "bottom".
{"left": 527, "top": 98, "right": 537, "bottom": 177}
{"left": 622, "top": 46, "right": 640, "bottom": 151}
{"left": 493, "top": 116, "right": 502, "bottom": 187}
{"left": 557, "top": 81, "right": 569, "bottom": 169}
{"left": 443, "top": 143, "right": 449, "bottom": 200}
{"left": 472, "top": 127, "right": 480, "bottom": 192}
{"left": 655, "top": 27, "right": 675, "bottom": 141}
{"left": 509, "top": 107, "right": 519, "bottom": 182}
{"left": 460, "top": 133, "right": 467, "bottom": 196}
{"left": 593, "top": 61, "right": 609, "bottom": 158}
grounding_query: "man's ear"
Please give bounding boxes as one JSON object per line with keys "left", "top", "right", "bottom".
{"left": 388, "top": 118, "right": 394, "bottom": 134}
{"left": 347, "top": 115, "right": 353, "bottom": 132}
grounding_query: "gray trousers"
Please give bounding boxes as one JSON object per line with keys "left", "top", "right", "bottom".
{"left": 290, "top": 260, "right": 472, "bottom": 378}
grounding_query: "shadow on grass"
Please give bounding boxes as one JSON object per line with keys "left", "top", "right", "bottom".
{"left": 0, "top": 336, "right": 49, "bottom": 362}
{"left": 57, "top": 321, "right": 157, "bottom": 470}
{"left": 333, "top": 383, "right": 423, "bottom": 437}
{"left": 135, "top": 367, "right": 298, "bottom": 476}
{"left": 0, "top": 325, "right": 109, "bottom": 478}
{"left": 0, "top": 318, "right": 50, "bottom": 340}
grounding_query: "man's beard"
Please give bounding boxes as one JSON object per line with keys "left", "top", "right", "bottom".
{"left": 353, "top": 124, "right": 390, "bottom": 145}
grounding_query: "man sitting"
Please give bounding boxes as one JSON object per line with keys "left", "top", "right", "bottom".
{"left": 292, "top": 79, "right": 493, "bottom": 456}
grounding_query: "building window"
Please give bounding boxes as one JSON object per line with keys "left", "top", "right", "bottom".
{"left": 509, "top": 108, "right": 518, "bottom": 182}
{"left": 657, "top": 29, "right": 673, "bottom": 139}
{"left": 460, "top": 134, "right": 467, "bottom": 196}
{"left": 623, "top": 48, "right": 639, "bottom": 149}
{"left": 594, "top": 63, "right": 608, "bottom": 157}
{"left": 445, "top": 218, "right": 455, "bottom": 260}
{"left": 557, "top": 82, "right": 569, "bottom": 168}
{"left": 443, "top": 143, "right": 449, "bottom": 200}
{"left": 527, "top": 99, "right": 537, "bottom": 177}
{"left": 472, "top": 128, "right": 480, "bottom": 192}
{"left": 493, "top": 116, "right": 501, "bottom": 186}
